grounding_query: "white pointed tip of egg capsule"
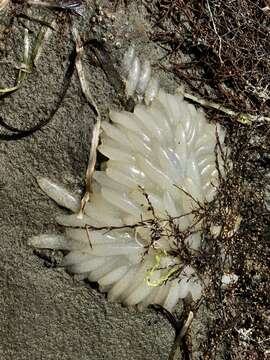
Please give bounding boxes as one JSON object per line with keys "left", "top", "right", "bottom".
{"left": 28, "top": 234, "right": 68, "bottom": 250}
{"left": 175, "top": 85, "right": 185, "bottom": 96}
{"left": 37, "top": 176, "right": 80, "bottom": 213}
{"left": 122, "top": 45, "right": 136, "bottom": 75}
{"left": 126, "top": 56, "right": 141, "bottom": 98}
{"left": 136, "top": 60, "right": 151, "bottom": 96}
{"left": 56, "top": 214, "right": 93, "bottom": 227}
{"left": 189, "top": 281, "right": 203, "bottom": 301}
{"left": 221, "top": 273, "right": 238, "bottom": 287}
{"left": 144, "top": 77, "right": 159, "bottom": 105}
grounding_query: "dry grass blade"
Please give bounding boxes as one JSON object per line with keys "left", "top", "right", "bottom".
{"left": 0, "top": 0, "right": 9, "bottom": 11}
{"left": 0, "top": 27, "right": 30, "bottom": 94}
{"left": 0, "top": 17, "right": 54, "bottom": 94}
{"left": 71, "top": 26, "right": 101, "bottom": 218}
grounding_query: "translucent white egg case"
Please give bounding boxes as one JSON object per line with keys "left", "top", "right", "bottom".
{"left": 29, "top": 48, "right": 223, "bottom": 312}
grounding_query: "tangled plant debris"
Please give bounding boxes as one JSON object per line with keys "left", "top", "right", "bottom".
{"left": 197, "top": 123, "right": 270, "bottom": 359}
{"left": 146, "top": 0, "right": 270, "bottom": 120}
{"left": 144, "top": 0, "right": 270, "bottom": 358}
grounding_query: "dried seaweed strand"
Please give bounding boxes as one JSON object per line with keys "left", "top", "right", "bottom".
{"left": 0, "top": 45, "right": 76, "bottom": 140}
{"left": 16, "top": 13, "right": 56, "bottom": 30}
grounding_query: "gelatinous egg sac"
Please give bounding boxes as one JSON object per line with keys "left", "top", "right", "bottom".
{"left": 29, "top": 89, "right": 223, "bottom": 312}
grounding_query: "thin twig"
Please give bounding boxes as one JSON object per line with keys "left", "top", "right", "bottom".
{"left": 168, "top": 311, "right": 194, "bottom": 360}
{"left": 183, "top": 91, "right": 270, "bottom": 125}
{"left": 85, "top": 225, "right": 93, "bottom": 249}
{"left": 206, "top": 0, "right": 223, "bottom": 64}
